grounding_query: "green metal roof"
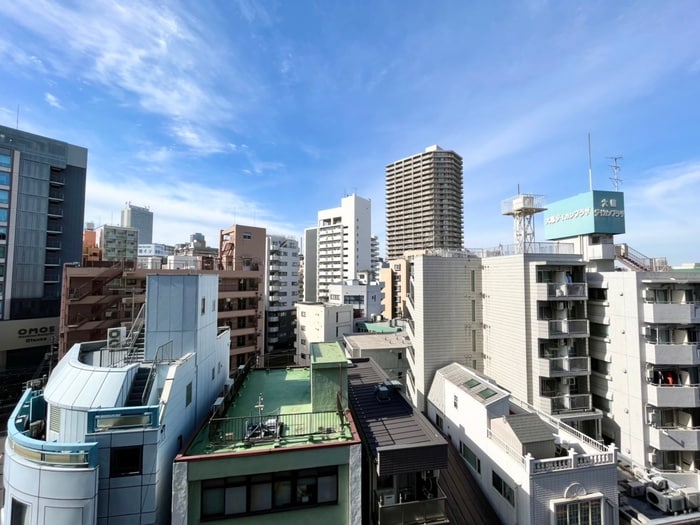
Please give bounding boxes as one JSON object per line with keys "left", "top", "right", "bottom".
{"left": 311, "top": 342, "right": 346, "bottom": 366}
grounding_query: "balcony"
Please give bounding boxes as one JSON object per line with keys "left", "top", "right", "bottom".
{"left": 7, "top": 389, "right": 99, "bottom": 468}
{"left": 538, "top": 356, "right": 590, "bottom": 377}
{"left": 376, "top": 486, "right": 448, "bottom": 525}
{"left": 643, "top": 302, "right": 700, "bottom": 324}
{"left": 540, "top": 393, "right": 592, "bottom": 414}
{"left": 537, "top": 282, "right": 587, "bottom": 300}
{"left": 646, "top": 343, "right": 700, "bottom": 366}
{"left": 649, "top": 426, "right": 700, "bottom": 451}
{"left": 538, "top": 319, "right": 588, "bottom": 339}
{"left": 48, "top": 187, "right": 64, "bottom": 201}
{"left": 647, "top": 383, "right": 700, "bottom": 408}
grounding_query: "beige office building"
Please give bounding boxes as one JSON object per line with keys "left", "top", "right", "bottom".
{"left": 385, "top": 145, "right": 463, "bottom": 259}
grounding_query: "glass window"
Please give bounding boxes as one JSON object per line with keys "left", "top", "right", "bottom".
{"left": 225, "top": 484, "right": 247, "bottom": 515}
{"left": 250, "top": 477, "right": 272, "bottom": 511}
{"left": 110, "top": 446, "right": 142, "bottom": 477}
{"left": 10, "top": 498, "right": 30, "bottom": 525}
{"left": 0, "top": 245, "right": 5, "bottom": 259}
{"left": 318, "top": 473, "right": 338, "bottom": 503}
{"left": 0, "top": 172, "right": 9, "bottom": 185}
{"left": 0, "top": 190, "right": 7, "bottom": 204}
{"left": 186, "top": 382, "right": 192, "bottom": 407}
{"left": 0, "top": 152, "right": 10, "bottom": 170}
{"left": 202, "top": 479, "right": 225, "bottom": 518}
{"left": 0, "top": 226, "right": 6, "bottom": 240}
{"left": 0, "top": 209, "right": 7, "bottom": 222}
{"left": 492, "top": 471, "right": 515, "bottom": 506}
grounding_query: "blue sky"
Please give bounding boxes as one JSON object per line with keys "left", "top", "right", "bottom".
{"left": 1, "top": 1, "right": 699, "bottom": 265}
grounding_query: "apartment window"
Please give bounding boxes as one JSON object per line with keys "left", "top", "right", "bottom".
{"left": 301, "top": 339, "right": 306, "bottom": 345}
{"left": 397, "top": 352, "right": 402, "bottom": 360}
{"left": 300, "top": 311, "right": 306, "bottom": 317}
{"left": 590, "top": 322, "right": 609, "bottom": 338}
{"left": 201, "top": 298, "right": 206, "bottom": 315}
{"left": 0, "top": 172, "right": 8, "bottom": 186}
{"left": 471, "top": 300, "right": 476, "bottom": 322}
{"left": 435, "top": 413, "right": 443, "bottom": 431}
{"left": 0, "top": 209, "right": 7, "bottom": 222}
{"left": 460, "top": 441, "right": 481, "bottom": 474}
{"left": 453, "top": 394, "right": 458, "bottom": 409}
{"left": 186, "top": 382, "right": 193, "bottom": 407}
{"left": 243, "top": 232, "right": 252, "bottom": 239}
{"left": 10, "top": 498, "right": 29, "bottom": 525}
{"left": 0, "top": 151, "right": 10, "bottom": 170}
{"left": 201, "top": 467, "right": 338, "bottom": 520}
{"left": 0, "top": 245, "right": 5, "bottom": 259}
{"left": 492, "top": 471, "right": 514, "bottom": 506}
{"left": 471, "top": 270, "right": 475, "bottom": 292}
{"left": 110, "top": 446, "right": 142, "bottom": 477}
{"left": 0, "top": 189, "right": 8, "bottom": 204}
{"left": 0, "top": 226, "right": 6, "bottom": 240}
{"left": 472, "top": 330, "right": 476, "bottom": 352}
{"left": 393, "top": 264, "right": 401, "bottom": 271}
{"left": 554, "top": 498, "right": 602, "bottom": 525}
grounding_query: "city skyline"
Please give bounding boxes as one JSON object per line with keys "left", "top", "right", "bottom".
{"left": 1, "top": 1, "right": 699, "bottom": 265}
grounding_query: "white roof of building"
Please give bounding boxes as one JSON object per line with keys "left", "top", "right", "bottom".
{"left": 429, "top": 362, "right": 509, "bottom": 414}
{"left": 44, "top": 344, "right": 136, "bottom": 410}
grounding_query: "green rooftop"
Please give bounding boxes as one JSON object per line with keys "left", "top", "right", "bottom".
{"left": 311, "top": 341, "right": 347, "bottom": 366}
{"left": 186, "top": 367, "right": 354, "bottom": 456}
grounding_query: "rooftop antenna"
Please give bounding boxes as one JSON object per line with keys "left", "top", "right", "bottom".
{"left": 608, "top": 156, "right": 623, "bottom": 191}
{"left": 588, "top": 132, "right": 593, "bottom": 191}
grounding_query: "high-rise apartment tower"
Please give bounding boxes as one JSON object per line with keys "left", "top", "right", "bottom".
{"left": 385, "top": 145, "right": 463, "bottom": 259}
{"left": 121, "top": 203, "right": 153, "bottom": 244}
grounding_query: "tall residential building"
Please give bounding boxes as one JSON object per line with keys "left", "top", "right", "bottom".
{"left": 0, "top": 126, "right": 86, "bottom": 375}
{"left": 265, "top": 234, "right": 300, "bottom": 359}
{"left": 121, "top": 203, "right": 153, "bottom": 244}
{"left": 481, "top": 249, "right": 602, "bottom": 439}
{"left": 303, "top": 194, "right": 373, "bottom": 303}
{"left": 219, "top": 225, "right": 266, "bottom": 365}
{"left": 385, "top": 145, "right": 463, "bottom": 259}
{"left": 379, "top": 258, "right": 410, "bottom": 320}
{"left": 404, "top": 251, "right": 483, "bottom": 410}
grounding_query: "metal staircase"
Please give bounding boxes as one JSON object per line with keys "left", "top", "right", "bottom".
{"left": 126, "top": 367, "right": 152, "bottom": 406}
{"left": 615, "top": 244, "right": 670, "bottom": 272}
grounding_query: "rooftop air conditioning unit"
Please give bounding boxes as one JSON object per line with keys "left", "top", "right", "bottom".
{"left": 646, "top": 486, "right": 685, "bottom": 514}
{"left": 107, "top": 327, "right": 126, "bottom": 349}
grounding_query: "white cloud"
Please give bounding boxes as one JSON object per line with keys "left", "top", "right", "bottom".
{"left": 84, "top": 170, "right": 301, "bottom": 247}
{"left": 44, "top": 92, "right": 62, "bottom": 109}
{"left": 1, "top": 1, "right": 254, "bottom": 151}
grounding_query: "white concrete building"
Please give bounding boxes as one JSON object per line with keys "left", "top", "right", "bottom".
{"left": 404, "top": 251, "right": 483, "bottom": 410}
{"left": 327, "top": 278, "right": 384, "bottom": 328}
{"left": 95, "top": 224, "right": 139, "bottom": 261}
{"left": 304, "top": 194, "right": 373, "bottom": 303}
{"left": 427, "top": 362, "right": 619, "bottom": 525}
{"left": 481, "top": 249, "right": 602, "bottom": 440}
{"left": 295, "top": 303, "right": 354, "bottom": 365}
{"left": 342, "top": 332, "right": 410, "bottom": 385}
{"left": 2, "top": 274, "right": 230, "bottom": 525}
{"left": 265, "top": 234, "right": 300, "bottom": 355}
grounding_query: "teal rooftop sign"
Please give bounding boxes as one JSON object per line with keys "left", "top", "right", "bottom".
{"left": 544, "top": 190, "right": 625, "bottom": 240}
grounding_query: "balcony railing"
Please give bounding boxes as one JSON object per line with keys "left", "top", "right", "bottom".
{"left": 643, "top": 302, "right": 700, "bottom": 324}
{"left": 647, "top": 383, "right": 700, "bottom": 408}
{"left": 539, "top": 319, "right": 588, "bottom": 338}
{"left": 208, "top": 410, "right": 346, "bottom": 448}
{"left": 542, "top": 282, "right": 587, "bottom": 299}
{"left": 377, "top": 486, "right": 448, "bottom": 525}
{"left": 646, "top": 343, "right": 700, "bottom": 366}
{"left": 7, "top": 389, "right": 99, "bottom": 468}
{"left": 541, "top": 393, "right": 592, "bottom": 413}
{"left": 539, "top": 356, "right": 590, "bottom": 376}
{"left": 649, "top": 426, "right": 700, "bottom": 451}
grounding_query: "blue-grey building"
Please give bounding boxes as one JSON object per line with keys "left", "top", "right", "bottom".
{"left": 0, "top": 125, "right": 87, "bottom": 377}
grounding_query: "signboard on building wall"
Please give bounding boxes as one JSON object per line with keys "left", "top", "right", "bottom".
{"left": 544, "top": 190, "right": 625, "bottom": 240}
{"left": 0, "top": 317, "right": 59, "bottom": 352}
